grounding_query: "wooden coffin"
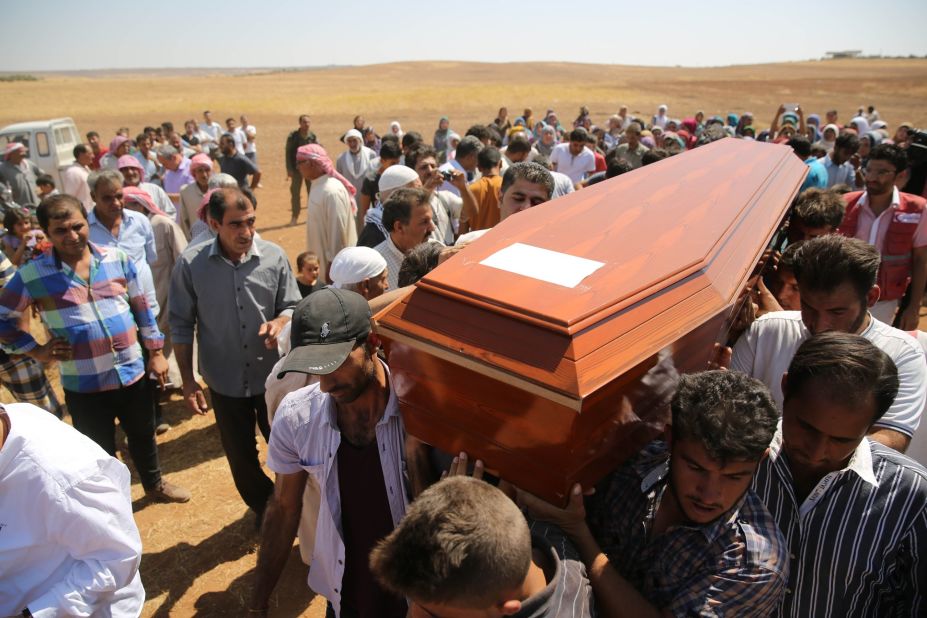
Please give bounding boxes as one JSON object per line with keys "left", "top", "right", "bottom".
{"left": 375, "top": 139, "right": 808, "bottom": 505}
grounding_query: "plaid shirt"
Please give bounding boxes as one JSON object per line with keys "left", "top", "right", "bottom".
{"left": 0, "top": 243, "right": 163, "bottom": 393}
{"left": 588, "top": 441, "right": 789, "bottom": 616}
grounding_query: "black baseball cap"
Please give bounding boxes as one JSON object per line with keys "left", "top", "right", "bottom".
{"left": 277, "top": 288, "right": 371, "bottom": 377}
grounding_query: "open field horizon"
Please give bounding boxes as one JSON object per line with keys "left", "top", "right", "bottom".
{"left": 2, "top": 58, "right": 927, "bottom": 616}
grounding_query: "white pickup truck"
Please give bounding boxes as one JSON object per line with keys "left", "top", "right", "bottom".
{"left": 0, "top": 118, "right": 81, "bottom": 189}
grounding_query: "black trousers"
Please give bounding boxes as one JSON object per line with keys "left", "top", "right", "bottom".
{"left": 210, "top": 390, "right": 273, "bottom": 514}
{"left": 65, "top": 378, "right": 162, "bottom": 490}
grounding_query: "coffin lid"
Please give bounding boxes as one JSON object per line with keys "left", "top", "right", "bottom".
{"left": 377, "top": 139, "right": 807, "bottom": 401}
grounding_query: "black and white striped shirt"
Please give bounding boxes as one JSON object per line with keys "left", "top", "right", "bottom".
{"left": 752, "top": 431, "right": 927, "bottom": 617}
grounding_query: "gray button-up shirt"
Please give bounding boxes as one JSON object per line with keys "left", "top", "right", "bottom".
{"left": 169, "top": 237, "right": 300, "bottom": 397}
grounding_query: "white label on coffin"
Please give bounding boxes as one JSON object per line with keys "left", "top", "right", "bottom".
{"left": 479, "top": 242, "right": 605, "bottom": 288}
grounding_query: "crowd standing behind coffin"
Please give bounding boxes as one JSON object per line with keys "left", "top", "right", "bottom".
{"left": 0, "top": 102, "right": 926, "bottom": 617}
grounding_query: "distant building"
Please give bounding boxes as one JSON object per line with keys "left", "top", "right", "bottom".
{"left": 825, "top": 50, "right": 863, "bottom": 59}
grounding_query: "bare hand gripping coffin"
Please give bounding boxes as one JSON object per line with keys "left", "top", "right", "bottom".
{"left": 375, "top": 139, "right": 809, "bottom": 505}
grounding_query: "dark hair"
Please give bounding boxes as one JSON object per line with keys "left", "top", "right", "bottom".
{"left": 86, "top": 131, "right": 99, "bottom": 139}
{"left": 531, "top": 155, "right": 551, "bottom": 170}
{"left": 778, "top": 240, "right": 802, "bottom": 272}
{"left": 606, "top": 158, "right": 633, "bottom": 179}
{"left": 298, "top": 114, "right": 311, "bottom": 123}
{"left": 135, "top": 133, "right": 149, "bottom": 144}
{"left": 671, "top": 370, "right": 779, "bottom": 464}
{"left": 506, "top": 136, "right": 531, "bottom": 155}
{"left": 207, "top": 187, "right": 252, "bottom": 222}
{"left": 382, "top": 187, "right": 429, "bottom": 233}
{"left": 296, "top": 251, "right": 319, "bottom": 270}
{"left": 398, "top": 242, "right": 443, "bottom": 287}
{"left": 787, "top": 136, "right": 812, "bottom": 159}
{"left": 405, "top": 145, "right": 437, "bottom": 173}
{"left": 455, "top": 136, "right": 483, "bottom": 160}
{"left": 569, "top": 127, "right": 587, "bottom": 143}
{"left": 3, "top": 208, "right": 29, "bottom": 230}
{"left": 161, "top": 121, "right": 174, "bottom": 132}
{"left": 36, "top": 174, "right": 54, "bottom": 188}
{"left": 868, "top": 143, "right": 907, "bottom": 173}
{"left": 641, "top": 148, "right": 669, "bottom": 166}
{"left": 784, "top": 332, "right": 898, "bottom": 423}
{"left": 500, "top": 162, "right": 554, "bottom": 199}
{"left": 792, "top": 235, "right": 880, "bottom": 299}
{"left": 37, "top": 194, "right": 86, "bottom": 230}
{"left": 225, "top": 117, "right": 234, "bottom": 124}
{"left": 378, "top": 139, "right": 403, "bottom": 161}
{"left": 465, "top": 124, "right": 493, "bottom": 143}
{"left": 834, "top": 132, "right": 860, "bottom": 152}
{"left": 370, "top": 477, "right": 532, "bottom": 608}
{"left": 791, "top": 188, "right": 845, "bottom": 229}
{"left": 402, "top": 131, "right": 423, "bottom": 150}
{"left": 73, "top": 143, "right": 90, "bottom": 159}
{"left": 476, "top": 146, "right": 502, "bottom": 171}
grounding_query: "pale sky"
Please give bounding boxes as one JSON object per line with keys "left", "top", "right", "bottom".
{"left": 3, "top": 0, "right": 925, "bottom": 71}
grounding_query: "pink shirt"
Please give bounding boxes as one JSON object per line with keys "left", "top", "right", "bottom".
{"left": 850, "top": 187, "right": 927, "bottom": 252}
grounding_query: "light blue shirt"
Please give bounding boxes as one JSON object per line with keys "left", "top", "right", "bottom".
{"left": 801, "top": 156, "right": 829, "bottom": 192}
{"left": 88, "top": 207, "right": 160, "bottom": 315}
{"left": 818, "top": 154, "right": 856, "bottom": 188}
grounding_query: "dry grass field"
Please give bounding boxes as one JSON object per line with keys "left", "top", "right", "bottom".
{"left": 1, "top": 59, "right": 926, "bottom": 617}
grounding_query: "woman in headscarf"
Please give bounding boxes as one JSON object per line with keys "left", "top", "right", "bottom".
{"left": 662, "top": 132, "right": 686, "bottom": 154}
{"left": 816, "top": 124, "right": 839, "bottom": 152}
{"left": 805, "top": 113, "right": 822, "bottom": 143}
{"left": 650, "top": 125, "right": 664, "bottom": 145}
{"left": 694, "top": 110, "right": 706, "bottom": 136}
{"left": 574, "top": 106, "right": 590, "bottom": 129}
{"left": 677, "top": 128, "right": 696, "bottom": 150}
{"left": 532, "top": 121, "right": 547, "bottom": 144}
{"left": 493, "top": 107, "right": 512, "bottom": 135}
{"left": 434, "top": 116, "right": 451, "bottom": 154}
{"left": 734, "top": 112, "right": 754, "bottom": 137}
{"left": 545, "top": 111, "right": 565, "bottom": 139}
{"left": 858, "top": 130, "right": 883, "bottom": 169}
{"left": 726, "top": 113, "right": 739, "bottom": 128}
{"left": 652, "top": 104, "right": 669, "bottom": 129}
{"left": 535, "top": 125, "right": 557, "bottom": 157}
{"left": 848, "top": 116, "right": 870, "bottom": 138}
{"left": 389, "top": 121, "right": 404, "bottom": 141}
{"left": 665, "top": 119, "right": 679, "bottom": 133}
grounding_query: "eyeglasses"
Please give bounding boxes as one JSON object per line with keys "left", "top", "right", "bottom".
{"left": 861, "top": 167, "right": 895, "bottom": 178}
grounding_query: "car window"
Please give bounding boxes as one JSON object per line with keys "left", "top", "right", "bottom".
{"left": 35, "top": 132, "right": 50, "bottom": 157}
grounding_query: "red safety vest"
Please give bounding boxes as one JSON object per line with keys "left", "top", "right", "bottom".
{"left": 839, "top": 191, "right": 927, "bottom": 301}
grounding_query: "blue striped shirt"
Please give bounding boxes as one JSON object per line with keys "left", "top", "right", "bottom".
{"left": 588, "top": 441, "right": 789, "bottom": 615}
{"left": 752, "top": 431, "right": 927, "bottom": 617}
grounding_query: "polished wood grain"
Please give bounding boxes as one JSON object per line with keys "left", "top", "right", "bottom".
{"left": 377, "top": 139, "right": 808, "bottom": 504}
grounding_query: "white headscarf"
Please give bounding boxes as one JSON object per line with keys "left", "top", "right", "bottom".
{"left": 849, "top": 116, "right": 870, "bottom": 137}
{"left": 390, "top": 121, "right": 404, "bottom": 140}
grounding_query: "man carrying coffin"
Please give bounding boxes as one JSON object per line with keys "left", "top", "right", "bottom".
{"left": 519, "top": 370, "right": 789, "bottom": 617}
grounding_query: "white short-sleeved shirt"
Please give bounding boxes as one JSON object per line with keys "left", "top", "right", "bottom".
{"left": 549, "top": 143, "right": 595, "bottom": 184}
{"left": 731, "top": 311, "right": 926, "bottom": 437}
{"left": 266, "top": 362, "right": 409, "bottom": 617}
{"left": 848, "top": 187, "right": 927, "bottom": 251}
{"left": 0, "top": 403, "right": 144, "bottom": 617}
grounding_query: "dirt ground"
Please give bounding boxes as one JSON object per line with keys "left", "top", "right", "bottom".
{"left": 1, "top": 59, "right": 926, "bottom": 617}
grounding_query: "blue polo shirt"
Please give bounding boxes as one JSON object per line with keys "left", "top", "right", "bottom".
{"left": 801, "top": 156, "right": 829, "bottom": 192}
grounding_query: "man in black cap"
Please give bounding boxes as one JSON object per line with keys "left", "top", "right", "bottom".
{"left": 250, "top": 288, "right": 409, "bottom": 618}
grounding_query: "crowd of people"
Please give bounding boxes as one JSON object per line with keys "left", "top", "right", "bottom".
{"left": 0, "top": 100, "right": 926, "bottom": 617}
